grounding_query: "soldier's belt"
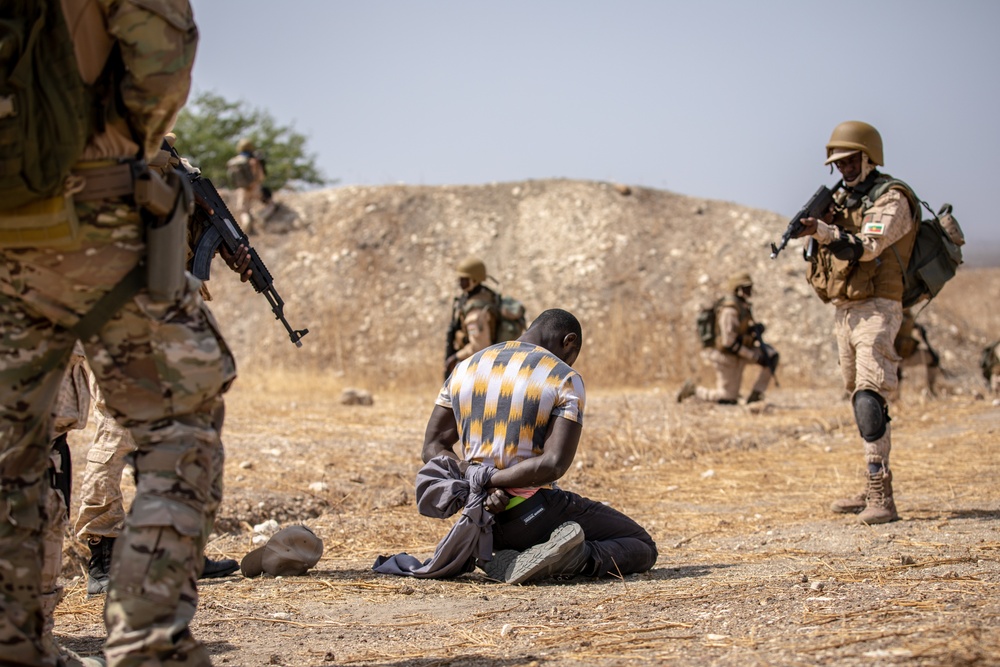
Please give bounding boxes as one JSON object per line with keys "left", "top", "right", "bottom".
{"left": 70, "top": 161, "right": 137, "bottom": 201}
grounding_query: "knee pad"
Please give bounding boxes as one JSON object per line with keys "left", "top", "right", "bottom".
{"left": 852, "top": 389, "right": 890, "bottom": 442}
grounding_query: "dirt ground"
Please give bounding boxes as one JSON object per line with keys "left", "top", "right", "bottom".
{"left": 53, "top": 376, "right": 999, "bottom": 667}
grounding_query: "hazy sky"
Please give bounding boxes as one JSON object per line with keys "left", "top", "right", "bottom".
{"left": 189, "top": 1, "right": 1000, "bottom": 263}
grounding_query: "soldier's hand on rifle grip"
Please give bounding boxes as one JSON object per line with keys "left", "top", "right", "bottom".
{"left": 220, "top": 243, "right": 253, "bottom": 283}
{"left": 796, "top": 217, "right": 820, "bottom": 238}
{"left": 193, "top": 193, "right": 214, "bottom": 217}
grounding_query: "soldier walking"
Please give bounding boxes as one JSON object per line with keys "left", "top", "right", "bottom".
{"left": 794, "top": 121, "right": 920, "bottom": 524}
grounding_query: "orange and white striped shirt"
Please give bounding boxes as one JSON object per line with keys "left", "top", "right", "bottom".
{"left": 436, "top": 341, "right": 585, "bottom": 471}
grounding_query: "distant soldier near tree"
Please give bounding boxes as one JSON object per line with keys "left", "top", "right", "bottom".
{"left": 226, "top": 137, "right": 266, "bottom": 234}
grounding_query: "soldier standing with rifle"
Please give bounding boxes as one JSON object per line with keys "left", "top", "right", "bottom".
{"left": 791, "top": 120, "right": 920, "bottom": 525}
{"left": 443, "top": 257, "right": 499, "bottom": 380}
{"left": 0, "top": 1, "right": 235, "bottom": 665}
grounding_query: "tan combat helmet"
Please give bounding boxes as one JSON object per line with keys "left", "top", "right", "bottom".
{"left": 236, "top": 137, "right": 255, "bottom": 153}
{"left": 825, "top": 121, "right": 883, "bottom": 166}
{"left": 726, "top": 272, "right": 753, "bottom": 295}
{"left": 456, "top": 256, "right": 487, "bottom": 285}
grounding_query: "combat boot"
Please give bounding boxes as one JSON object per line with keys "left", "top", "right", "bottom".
{"left": 201, "top": 556, "right": 239, "bottom": 579}
{"left": 54, "top": 645, "right": 106, "bottom": 667}
{"left": 87, "top": 537, "right": 115, "bottom": 596}
{"left": 830, "top": 490, "right": 866, "bottom": 514}
{"left": 857, "top": 468, "right": 898, "bottom": 524}
{"left": 676, "top": 380, "right": 696, "bottom": 403}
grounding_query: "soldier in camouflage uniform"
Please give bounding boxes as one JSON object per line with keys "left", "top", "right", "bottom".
{"left": 443, "top": 257, "right": 500, "bottom": 379}
{"left": 41, "top": 344, "right": 94, "bottom": 666}
{"left": 0, "top": 2, "right": 235, "bottom": 666}
{"left": 677, "top": 273, "right": 778, "bottom": 405}
{"left": 796, "top": 121, "right": 920, "bottom": 525}
{"left": 230, "top": 138, "right": 266, "bottom": 235}
{"left": 75, "top": 135, "right": 244, "bottom": 597}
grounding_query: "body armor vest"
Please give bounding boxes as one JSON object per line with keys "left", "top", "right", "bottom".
{"left": 716, "top": 295, "right": 755, "bottom": 352}
{"left": 806, "top": 172, "right": 919, "bottom": 304}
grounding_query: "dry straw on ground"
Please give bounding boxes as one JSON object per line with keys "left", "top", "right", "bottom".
{"left": 55, "top": 380, "right": 999, "bottom": 666}
{"left": 53, "top": 181, "right": 1000, "bottom": 665}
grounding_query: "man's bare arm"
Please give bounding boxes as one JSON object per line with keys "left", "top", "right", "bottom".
{"left": 422, "top": 404, "right": 460, "bottom": 464}
{"left": 488, "top": 417, "right": 581, "bottom": 489}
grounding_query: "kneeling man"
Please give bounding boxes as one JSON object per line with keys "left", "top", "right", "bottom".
{"left": 423, "top": 309, "right": 658, "bottom": 584}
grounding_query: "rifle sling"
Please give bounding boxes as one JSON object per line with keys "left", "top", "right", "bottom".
{"left": 69, "top": 263, "right": 144, "bottom": 341}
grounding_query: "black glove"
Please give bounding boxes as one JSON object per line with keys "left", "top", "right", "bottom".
{"left": 827, "top": 230, "right": 864, "bottom": 262}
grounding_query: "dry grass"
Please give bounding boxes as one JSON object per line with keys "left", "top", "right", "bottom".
{"left": 52, "top": 371, "right": 1000, "bottom": 666}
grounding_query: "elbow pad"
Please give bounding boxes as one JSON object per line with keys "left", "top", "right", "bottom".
{"left": 827, "top": 230, "right": 864, "bottom": 262}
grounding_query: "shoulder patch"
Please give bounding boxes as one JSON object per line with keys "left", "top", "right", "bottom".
{"left": 863, "top": 222, "right": 885, "bottom": 235}
{"left": 862, "top": 214, "right": 885, "bottom": 236}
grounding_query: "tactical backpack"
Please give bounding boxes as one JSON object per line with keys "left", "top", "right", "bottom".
{"left": 897, "top": 203, "right": 964, "bottom": 308}
{"left": 495, "top": 294, "right": 527, "bottom": 342}
{"left": 0, "top": 0, "right": 94, "bottom": 213}
{"left": 696, "top": 300, "right": 720, "bottom": 348}
{"left": 866, "top": 179, "right": 965, "bottom": 309}
{"left": 226, "top": 153, "right": 255, "bottom": 188}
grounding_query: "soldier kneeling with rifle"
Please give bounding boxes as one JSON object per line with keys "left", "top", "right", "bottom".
{"left": 678, "top": 272, "right": 779, "bottom": 406}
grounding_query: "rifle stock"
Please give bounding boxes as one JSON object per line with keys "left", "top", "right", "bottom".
{"left": 770, "top": 182, "right": 842, "bottom": 259}
{"left": 167, "top": 143, "right": 309, "bottom": 347}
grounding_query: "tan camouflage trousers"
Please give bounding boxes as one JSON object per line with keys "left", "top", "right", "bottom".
{"left": 834, "top": 298, "right": 902, "bottom": 466}
{"left": 0, "top": 197, "right": 235, "bottom": 667}
{"left": 75, "top": 369, "right": 227, "bottom": 548}
{"left": 695, "top": 347, "right": 773, "bottom": 402}
{"left": 75, "top": 372, "right": 138, "bottom": 541}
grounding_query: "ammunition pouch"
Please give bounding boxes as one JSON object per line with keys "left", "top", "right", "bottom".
{"left": 0, "top": 194, "right": 80, "bottom": 250}
{"left": 138, "top": 168, "right": 192, "bottom": 303}
{"left": 66, "top": 165, "right": 192, "bottom": 340}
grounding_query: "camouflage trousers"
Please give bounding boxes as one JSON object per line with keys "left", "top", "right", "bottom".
{"left": 75, "top": 370, "right": 138, "bottom": 541}
{"left": 834, "top": 298, "right": 902, "bottom": 466}
{"left": 75, "top": 364, "right": 228, "bottom": 546}
{"left": 0, "top": 197, "right": 235, "bottom": 667}
{"left": 34, "top": 349, "right": 93, "bottom": 664}
{"left": 696, "top": 345, "right": 774, "bottom": 402}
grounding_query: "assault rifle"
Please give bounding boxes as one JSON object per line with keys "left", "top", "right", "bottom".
{"left": 750, "top": 323, "right": 780, "bottom": 387}
{"left": 166, "top": 143, "right": 309, "bottom": 347}
{"left": 770, "top": 182, "right": 842, "bottom": 259}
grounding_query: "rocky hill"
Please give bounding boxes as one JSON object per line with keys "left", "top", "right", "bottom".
{"left": 204, "top": 180, "right": 1000, "bottom": 394}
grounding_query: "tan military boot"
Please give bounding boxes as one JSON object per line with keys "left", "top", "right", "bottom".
{"left": 676, "top": 380, "right": 696, "bottom": 403}
{"left": 857, "top": 468, "right": 898, "bottom": 524}
{"left": 830, "top": 490, "right": 866, "bottom": 514}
